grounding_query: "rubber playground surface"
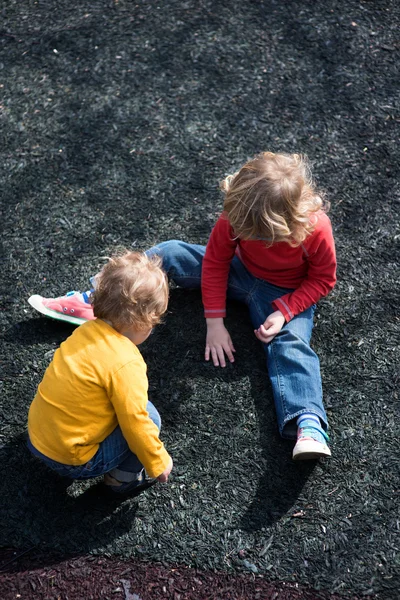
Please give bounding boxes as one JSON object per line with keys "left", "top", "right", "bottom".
{"left": 1, "top": 1, "right": 399, "bottom": 598}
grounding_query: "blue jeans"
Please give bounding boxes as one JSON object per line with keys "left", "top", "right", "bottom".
{"left": 27, "top": 401, "right": 161, "bottom": 479}
{"left": 147, "top": 240, "right": 328, "bottom": 439}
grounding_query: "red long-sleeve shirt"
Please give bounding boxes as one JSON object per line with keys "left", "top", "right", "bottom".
{"left": 201, "top": 212, "right": 337, "bottom": 322}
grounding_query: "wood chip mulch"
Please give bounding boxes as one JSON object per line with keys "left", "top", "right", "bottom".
{"left": 0, "top": 549, "right": 364, "bottom": 600}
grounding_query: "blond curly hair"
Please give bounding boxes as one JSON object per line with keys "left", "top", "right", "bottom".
{"left": 91, "top": 251, "right": 168, "bottom": 332}
{"left": 221, "top": 152, "right": 329, "bottom": 246}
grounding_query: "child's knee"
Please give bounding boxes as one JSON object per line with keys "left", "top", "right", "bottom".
{"left": 147, "top": 401, "right": 161, "bottom": 430}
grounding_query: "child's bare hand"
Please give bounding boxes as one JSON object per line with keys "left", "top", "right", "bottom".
{"left": 254, "top": 310, "right": 285, "bottom": 344}
{"left": 157, "top": 457, "right": 173, "bottom": 483}
{"left": 205, "top": 318, "right": 236, "bottom": 367}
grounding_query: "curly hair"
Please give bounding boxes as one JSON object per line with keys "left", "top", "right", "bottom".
{"left": 221, "top": 152, "right": 330, "bottom": 246}
{"left": 91, "top": 251, "right": 168, "bottom": 332}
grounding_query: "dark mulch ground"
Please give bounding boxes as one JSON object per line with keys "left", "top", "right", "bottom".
{"left": 1, "top": 1, "right": 399, "bottom": 599}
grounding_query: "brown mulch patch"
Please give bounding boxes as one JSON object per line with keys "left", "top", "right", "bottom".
{"left": 0, "top": 549, "right": 362, "bottom": 600}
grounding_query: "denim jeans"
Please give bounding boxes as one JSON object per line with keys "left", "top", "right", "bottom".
{"left": 147, "top": 240, "right": 328, "bottom": 439}
{"left": 27, "top": 401, "right": 161, "bottom": 479}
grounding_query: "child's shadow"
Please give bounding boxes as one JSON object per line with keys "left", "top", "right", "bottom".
{"left": 144, "top": 289, "right": 316, "bottom": 532}
{"left": 0, "top": 432, "right": 140, "bottom": 558}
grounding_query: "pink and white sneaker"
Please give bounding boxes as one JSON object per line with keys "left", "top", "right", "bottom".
{"left": 28, "top": 291, "right": 95, "bottom": 326}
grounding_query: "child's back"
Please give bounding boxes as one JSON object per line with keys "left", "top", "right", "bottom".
{"left": 28, "top": 251, "right": 173, "bottom": 497}
{"left": 29, "top": 319, "right": 158, "bottom": 468}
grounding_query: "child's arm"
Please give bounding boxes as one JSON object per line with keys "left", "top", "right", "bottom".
{"left": 272, "top": 216, "right": 337, "bottom": 322}
{"left": 202, "top": 215, "right": 238, "bottom": 367}
{"left": 109, "top": 359, "right": 172, "bottom": 479}
{"left": 202, "top": 214, "right": 238, "bottom": 318}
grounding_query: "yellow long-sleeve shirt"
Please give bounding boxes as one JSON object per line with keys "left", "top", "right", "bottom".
{"left": 28, "top": 319, "right": 171, "bottom": 478}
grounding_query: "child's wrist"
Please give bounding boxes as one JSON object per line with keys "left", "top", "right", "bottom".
{"left": 206, "top": 317, "right": 224, "bottom": 327}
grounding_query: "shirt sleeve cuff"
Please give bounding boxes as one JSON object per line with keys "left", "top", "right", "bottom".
{"left": 145, "top": 447, "right": 171, "bottom": 479}
{"left": 271, "top": 298, "right": 294, "bottom": 322}
{"left": 204, "top": 309, "right": 226, "bottom": 318}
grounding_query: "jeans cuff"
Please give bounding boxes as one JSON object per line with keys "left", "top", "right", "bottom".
{"left": 281, "top": 410, "right": 328, "bottom": 439}
{"left": 109, "top": 467, "right": 144, "bottom": 483}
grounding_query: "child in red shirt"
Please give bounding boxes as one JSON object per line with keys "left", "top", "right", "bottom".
{"left": 29, "top": 152, "right": 336, "bottom": 460}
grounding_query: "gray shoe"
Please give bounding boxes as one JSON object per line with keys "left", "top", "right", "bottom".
{"left": 104, "top": 470, "right": 158, "bottom": 498}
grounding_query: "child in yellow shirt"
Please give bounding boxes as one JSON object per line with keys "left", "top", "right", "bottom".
{"left": 27, "top": 251, "right": 173, "bottom": 497}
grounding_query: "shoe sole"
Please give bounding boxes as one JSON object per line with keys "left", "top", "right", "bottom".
{"left": 292, "top": 440, "right": 331, "bottom": 461}
{"left": 28, "top": 295, "right": 89, "bottom": 326}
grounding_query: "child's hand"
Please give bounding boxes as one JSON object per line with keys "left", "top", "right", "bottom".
{"left": 254, "top": 310, "right": 285, "bottom": 344}
{"left": 157, "top": 457, "right": 173, "bottom": 483}
{"left": 205, "top": 318, "right": 236, "bottom": 367}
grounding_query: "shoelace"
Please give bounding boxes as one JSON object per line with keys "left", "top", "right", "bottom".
{"left": 82, "top": 291, "right": 92, "bottom": 304}
{"left": 299, "top": 423, "right": 330, "bottom": 443}
{"left": 65, "top": 290, "right": 92, "bottom": 304}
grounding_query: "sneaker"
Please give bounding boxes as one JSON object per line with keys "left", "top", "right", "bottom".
{"left": 28, "top": 291, "right": 95, "bottom": 326}
{"left": 292, "top": 419, "right": 331, "bottom": 460}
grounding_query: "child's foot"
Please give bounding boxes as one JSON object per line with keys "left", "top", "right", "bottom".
{"left": 28, "top": 291, "right": 95, "bottom": 325}
{"left": 292, "top": 418, "right": 331, "bottom": 460}
{"left": 103, "top": 471, "right": 158, "bottom": 498}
